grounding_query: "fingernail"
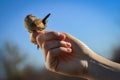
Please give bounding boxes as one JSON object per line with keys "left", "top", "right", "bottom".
{"left": 66, "top": 42, "right": 71, "bottom": 47}
{"left": 59, "top": 33, "right": 65, "bottom": 40}
{"left": 67, "top": 48, "right": 72, "bottom": 53}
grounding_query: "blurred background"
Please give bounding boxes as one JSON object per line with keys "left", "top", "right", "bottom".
{"left": 0, "top": 0, "right": 120, "bottom": 80}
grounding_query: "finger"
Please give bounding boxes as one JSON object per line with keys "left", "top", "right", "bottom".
{"left": 48, "top": 47, "right": 72, "bottom": 57}
{"left": 45, "top": 47, "right": 72, "bottom": 70}
{"left": 36, "top": 31, "right": 66, "bottom": 44}
{"left": 30, "top": 31, "right": 40, "bottom": 44}
{"left": 43, "top": 40, "right": 71, "bottom": 52}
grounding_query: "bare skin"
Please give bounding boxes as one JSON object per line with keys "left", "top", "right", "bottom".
{"left": 30, "top": 31, "right": 120, "bottom": 80}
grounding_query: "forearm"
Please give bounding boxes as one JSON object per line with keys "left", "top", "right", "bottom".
{"left": 87, "top": 52, "right": 120, "bottom": 80}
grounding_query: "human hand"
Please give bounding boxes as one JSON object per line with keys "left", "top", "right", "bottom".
{"left": 30, "top": 31, "right": 92, "bottom": 77}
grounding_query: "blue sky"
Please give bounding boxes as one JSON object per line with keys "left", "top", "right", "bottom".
{"left": 0, "top": 0, "right": 120, "bottom": 67}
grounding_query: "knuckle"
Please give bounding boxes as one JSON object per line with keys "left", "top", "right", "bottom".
{"left": 49, "top": 31, "right": 57, "bottom": 35}
{"left": 62, "top": 32, "right": 69, "bottom": 36}
{"left": 60, "top": 41, "right": 65, "bottom": 45}
{"left": 49, "top": 31, "right": 59, "bottom": 38}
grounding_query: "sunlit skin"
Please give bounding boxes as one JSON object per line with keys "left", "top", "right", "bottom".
{"left": 30, "top": 31, "right": 89, "bottom": 78}
{"left": 30, "top": 31, "right": 120, "bottom": 80}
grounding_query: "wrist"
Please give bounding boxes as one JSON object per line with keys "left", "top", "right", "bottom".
{"left": 86, "top": 52, "right": 120, "bottom": 80}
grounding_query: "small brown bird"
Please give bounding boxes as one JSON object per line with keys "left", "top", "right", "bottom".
{"left": 24, "top": 13, "right": 51, "bottom": 33}
{"left": 24, "top": 13, "right": 51, "bottom": 49}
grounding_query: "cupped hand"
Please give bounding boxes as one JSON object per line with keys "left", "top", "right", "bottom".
{"left": 30, "top": 31, "right": 92, "bottom": 77}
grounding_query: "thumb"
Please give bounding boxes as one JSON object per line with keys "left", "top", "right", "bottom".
{"left": 30, "top": 31, "right": 44, "bottom": 44}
